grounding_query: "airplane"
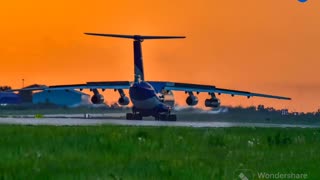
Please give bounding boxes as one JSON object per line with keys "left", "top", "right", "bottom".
{"left": 15, "top": 33, "right": 291, "bottom": 121}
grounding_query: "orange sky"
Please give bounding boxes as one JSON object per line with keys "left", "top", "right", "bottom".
{"left": 1, "top": 0, "right": 319, "bottom": 112}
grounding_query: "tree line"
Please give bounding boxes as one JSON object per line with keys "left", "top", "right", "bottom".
{"left": 0, "top": 86, "right": 12, "bottom": 91}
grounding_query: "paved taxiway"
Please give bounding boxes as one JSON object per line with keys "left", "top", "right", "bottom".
{"left": 0, "top": 116, "right": 319, "bottom": 128}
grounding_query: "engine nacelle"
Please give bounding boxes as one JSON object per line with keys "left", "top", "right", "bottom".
{"left": 205, "top": 98, "right": 221, "bottom": 108}
{"left": 91, "top": 94, "right": 104, "bottom": 104}
{"left": 186, "top": 95, "right": 198, "bottom": 106}
{"left": 118, "top": 96, "right": 130, "bottom": 106}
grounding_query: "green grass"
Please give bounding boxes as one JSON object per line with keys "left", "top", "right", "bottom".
{"left": 0, "top": 125, "right": 319, "bottom": 179}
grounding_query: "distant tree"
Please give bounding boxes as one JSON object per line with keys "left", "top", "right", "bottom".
{"left": 266, "top": 107, "right": 276, "bottom": 112}
{"left": 257, "top": 105, "right": 265, "bottom": 111}
{"left": 247, "top": 106, "right": 257, "bottom": 111}
{"left": 0, "top": 86, "right": 12, "bottom": 91}
{"left": 231, "top": 106, "right": 245, "bottom": 113}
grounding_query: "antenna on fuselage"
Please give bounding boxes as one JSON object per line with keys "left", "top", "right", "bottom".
{"left": 84, "top": 33, "right": 186, "bottom": 82}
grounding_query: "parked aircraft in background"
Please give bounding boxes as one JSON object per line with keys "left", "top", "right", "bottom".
{"left": 15, "top": 33, "right": 291, "bottom": 121}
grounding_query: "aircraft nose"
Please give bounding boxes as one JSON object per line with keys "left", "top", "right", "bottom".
{"left": 129, "top": 85, "right": 155, "bottom": 100}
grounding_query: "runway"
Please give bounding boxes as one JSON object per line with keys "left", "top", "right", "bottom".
{"left": 0, "top": 114, "right": 319, "bottom": 128}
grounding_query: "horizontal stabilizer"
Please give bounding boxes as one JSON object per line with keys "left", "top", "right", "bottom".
{"left": 84, "top": 33, "right": 186, "bottom": 40}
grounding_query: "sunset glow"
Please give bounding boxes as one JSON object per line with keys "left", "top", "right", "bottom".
{"left": 1, "top": 0, "right": 319, "bottom": 112}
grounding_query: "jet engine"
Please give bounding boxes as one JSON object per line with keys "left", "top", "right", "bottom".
{"left": 116, "top": 89, "right": 130, "bottom": 106}
{"left": 186, "top": 95, "right": 198, "bottom": 106}
{"left": 91, "top": 94, "right": 104, "bottom": 104}
{"left": 205, "top": 98, "right": 221, "bottom": 108}
{"left": 118, "top": 96, "right": 130, "bottom": 106}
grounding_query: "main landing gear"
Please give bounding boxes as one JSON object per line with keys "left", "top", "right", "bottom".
{"left": 154, "top": 114, "right": 177, "bottom": 121}
{"left": 126, "top": 107, "right": 143, "bottom": 120}
{"left": 126, "top": 113, "right": 177, "bottom": 121}
{"left": 126, "top": 113, "right": 142, "bottom": 120}
{"left": 126, "top": 107, "right": 177, "bottom": 121}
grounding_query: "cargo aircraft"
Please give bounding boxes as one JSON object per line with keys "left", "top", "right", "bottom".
{"left": 17, "top": 33, "right": 291, "bottom": 121}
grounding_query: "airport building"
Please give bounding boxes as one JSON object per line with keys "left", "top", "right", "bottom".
{"left": 19, "top": 84, "right": 48, "bottom": 103}
{"left": 0, "top": 92, "right": 21, "bottom": 104}
{"left": 33, "top": 89, "right": 91, "bottom": 107}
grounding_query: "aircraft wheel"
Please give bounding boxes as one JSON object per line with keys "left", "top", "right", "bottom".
{"left": 168, "top": 114, "right": 177, "bottom": 121}
{"left": 134, "top": 113, "right": 143, "bottom": 120}
{"left": 159, "top": 114, "right": 168, "bottom": 121}
{"left": 126, "top": 113, "right": 134, "bottom": 120}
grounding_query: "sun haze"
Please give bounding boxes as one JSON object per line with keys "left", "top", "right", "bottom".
{"left": 0, "top": 0, "right": 319, "bottom": 112}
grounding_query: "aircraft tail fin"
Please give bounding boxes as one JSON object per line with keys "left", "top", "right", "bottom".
{"left": 85, "top": 33, "right": 185, "bottom": 82}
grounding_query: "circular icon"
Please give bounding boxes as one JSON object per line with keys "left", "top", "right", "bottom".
{"left": 298, "top": 0, "right": 307, "bottom": 2}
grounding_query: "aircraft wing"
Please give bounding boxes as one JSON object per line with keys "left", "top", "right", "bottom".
{"left": 10, "top": 81, "right": 131, "bottom": 91}
{"left": 148, "top": 81, "right": 291, "bottom": 100}
{"left": 50, "top": 81, "right": 131, "bottom": 90}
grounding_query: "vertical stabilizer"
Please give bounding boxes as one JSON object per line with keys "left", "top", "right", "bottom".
{"left": 84, "top": 33, "right": 185, "bottom": 82}
{"left": 133, "top": 40, "right": 144, "bottom": 81}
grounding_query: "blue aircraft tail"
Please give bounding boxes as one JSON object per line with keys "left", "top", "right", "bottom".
{"left": 84, "top": 33, "right": 185, "bottom": 82}
{"left": 133, "top": 39, "right": 144, "bottom": 82}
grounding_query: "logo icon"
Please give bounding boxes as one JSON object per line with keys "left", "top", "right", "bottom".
{"left": 298, "top": 0, "right": 308, "bottom": 3}
{"left": 239, "top": 172, "right": 249, "bottom": 180}
{"left": 234, "top": 169, "right": 254, "bottom": 180}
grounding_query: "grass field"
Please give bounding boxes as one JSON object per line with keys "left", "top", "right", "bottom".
{"left": 0, "top": 125, "right": 320, "bottom": 179}
{"left": 0, "top": 125, "right": 319, "bottom": 179}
